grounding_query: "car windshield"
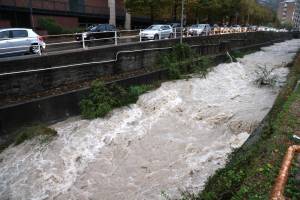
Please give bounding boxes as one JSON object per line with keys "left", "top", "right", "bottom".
{"left": 146, "top": 25, "right": 161, "bottom": 30}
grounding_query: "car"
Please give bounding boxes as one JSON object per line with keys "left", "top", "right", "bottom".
{"left": 257, "top": 26, "right": 267, "bottom": 31}
{"left": 0, "top": 28, "right": 45, "bottom": 57}
{"left": 75, "top": 24, "right": 118, "bottom": 45}
{"left": 170, "top": 23, "right": 181, "bottom": 28}
{"left": 140, "top": 25, "right": 173, "bottom": 40}
{"left": 188, "top": 24, "right": 211, "bottom": 36}
{"left": 231, "top": 25, "right": 242, "bottom": 33}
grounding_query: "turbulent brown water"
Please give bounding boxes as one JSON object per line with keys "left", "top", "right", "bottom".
{"left": 1, "top": 40, "right": 300, "bottom": 200}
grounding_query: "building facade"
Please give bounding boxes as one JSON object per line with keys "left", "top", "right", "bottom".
{"left": 277, "top": 0, "right": 297, "bottom": 26}
{"left": 0, "top": 0, "right": 141, "bottom": 29}
{"left": 293, "top": 0, "right": 300, "bottom": 29}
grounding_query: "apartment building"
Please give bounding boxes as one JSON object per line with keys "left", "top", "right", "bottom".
{"left": 277, "top": 0, "right": 295, "bottom": 25}
{"left": 0, "top": 0, "right": 142, "bottom": 29}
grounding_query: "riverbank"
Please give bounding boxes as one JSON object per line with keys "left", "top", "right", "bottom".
{"left": 192, "top": 52, "right": 300, "bottom": 200}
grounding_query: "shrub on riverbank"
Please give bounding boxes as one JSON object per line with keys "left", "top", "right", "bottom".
{"left": 160, "top": 44, "right": 214, "bottom": 79}
{"left": 80, "top": 81, "right": 154, "bottom": 119}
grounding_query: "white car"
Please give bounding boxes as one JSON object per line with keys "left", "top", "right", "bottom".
{"left": 188, "top": 24, "right": 211, "bottom": 36}
{"left": 0, "top": 28, "right": 46, "bottom": 57}
{"left": 140, "top": 25, "right": 173, "bottom": 40}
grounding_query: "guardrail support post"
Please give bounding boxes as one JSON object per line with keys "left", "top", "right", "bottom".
{"left": 159, "top": 32, "right": 161, "bottom": 40}
{"left": 139, "top": 29, "right": 142, "bottom": 42}
{"left": 38, "top": 44, "right": 41, "bottom": 55}
{"left": 82, "top": 34, "right": 86, "bottom": 49}
{"left": 115, "top": 31, "right": 118, "bottom": 45}
{"left": 174, "top": 28, "right": 177, "bottom": 38}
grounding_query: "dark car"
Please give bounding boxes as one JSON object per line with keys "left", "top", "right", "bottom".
{"left": 75, "top": 24, "right": 118, "bottom": 46}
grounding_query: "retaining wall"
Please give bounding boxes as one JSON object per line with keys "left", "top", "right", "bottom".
{"left": 0, "top": 32, "right": 294, "bottom": 97}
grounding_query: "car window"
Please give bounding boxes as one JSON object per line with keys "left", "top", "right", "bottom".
{"left": 108, "top": 25, "right": 116, "bottom": 31}
{"left": 97, "top": 25, "right": 106, "bottom": 31}
{"left": 146, "top": 25, "right": 160, "bottom": 30}
{"left": 0, "top": 31, "right": 10, "bottom": 40}
{"left": 12, "top": 30, "right": 28, "bottom": 38}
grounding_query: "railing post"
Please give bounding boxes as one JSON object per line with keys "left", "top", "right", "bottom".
{"left": 38, "top": 44, "right": 41, "bottom": 55}
{"left": 114, "top": 31, "right": 118, "bottom": 45}
{"left": 82, "top": 33, "right": 86, "bottom": 49}
{"left": 159, "top": 31, "right": 161, "bottom": 40}
{"left": 139, "top": 29, "right": 142, "bottom": 42}
{"left": 174, "top": 28, "right": 177, "bottom": 39}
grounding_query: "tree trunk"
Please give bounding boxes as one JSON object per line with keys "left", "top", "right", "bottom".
{"left": 150, "top": 6, "right": 154, "bottom": 23}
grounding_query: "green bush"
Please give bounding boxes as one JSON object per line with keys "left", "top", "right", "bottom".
{"left": 80, "top": 80, "right": 154, "bottom": 119}
{"left": 160, "top": 43, "right": 213, "bottom": 79}
{"left": 38, "top": 17, "right": 85, "bottom": 35}
{"left": 38, "top": 18, "right": 63, "bottom": 35}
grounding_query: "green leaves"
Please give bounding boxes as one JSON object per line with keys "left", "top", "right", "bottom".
{"left": 125, "top": 0, "right": 275, "bottom": 25}
{"left": 80, "top": 81, "right": 154, "bottom": 119}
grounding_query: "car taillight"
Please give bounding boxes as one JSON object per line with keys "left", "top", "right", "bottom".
{"left": 38, "top": 36, "right": 44, "bottom": 42}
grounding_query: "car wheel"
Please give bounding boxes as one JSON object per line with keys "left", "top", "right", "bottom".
{"left": 30, "top": 44, "right": 42, "bottom": 55}
{"left": 154, "top": 34, "right": 159, "bottom": 40}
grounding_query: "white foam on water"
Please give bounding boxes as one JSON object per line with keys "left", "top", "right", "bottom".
{"left": 1, "top": 39, "right": 300, "bottom": 200}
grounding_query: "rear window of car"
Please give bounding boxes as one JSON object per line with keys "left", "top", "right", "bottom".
{"left": 107, "top": 25, "right": 116, "bottom": 31}
{"left": 0, "top": 31, "right": 10, "bottom": 39}
{"left": 91, "top": 25, "right": 105, "bottom": 32}
{"left": 12, "top": 30, "right": 28, "bottom": 38}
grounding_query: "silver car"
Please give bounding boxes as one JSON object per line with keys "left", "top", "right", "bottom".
{"left": 188, "top": 24, "right": 211, "bottom": 36}
{"left": 0, "top": 28, "right": 46, "bottom": 57}
{"left": 140, "top": 25, "right": 174, "bottom": 40}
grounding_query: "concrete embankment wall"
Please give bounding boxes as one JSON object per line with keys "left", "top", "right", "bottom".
{"left": 0, "top": 32, "right": 298, "bottom": 135}
{"left": 0, "top": 32, "right": 294, "bottom": 97}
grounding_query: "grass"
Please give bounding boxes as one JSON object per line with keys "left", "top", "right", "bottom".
{"left": 177, "top": 53, "right": 300, "bottom": 200}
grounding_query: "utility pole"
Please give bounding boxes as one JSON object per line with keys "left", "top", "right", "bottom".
{"left": 180, "top": 0, "right": 184, "bottom": 44}
{"left": 29, "top": 0, "right": 34, "bottom": 28}
{"left": 108, "top": 0, "right": 116, "bottom": 26}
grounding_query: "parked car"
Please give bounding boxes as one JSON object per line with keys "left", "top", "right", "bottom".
{"left": 188, "top": 24, "right": 211, "bottom": 36}
{"left": 75, "top": 24, "right": 118, "bottom": 45}
{"left": 170, "top": 23, "right": 181, "bottom": 28}
{"left": 0, "top": 28, "right": 45, "bottom": 57}
{"left": 231, "top": 25, "right": 242, "bottom": 32}
{"left": 140, "top": 25, "right": 173, "bottom": 40}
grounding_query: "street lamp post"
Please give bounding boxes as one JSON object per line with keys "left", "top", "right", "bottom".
{"left": 29, "top": 0, "right": 34, "bottom": 28}
{"left": 180, "top": 0, "right": 184, "bottom": 44}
